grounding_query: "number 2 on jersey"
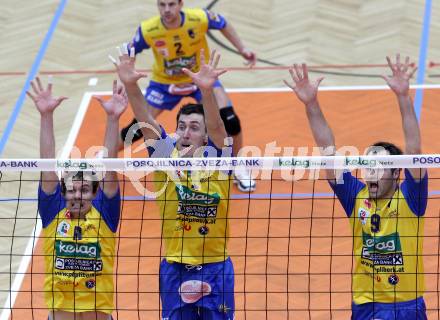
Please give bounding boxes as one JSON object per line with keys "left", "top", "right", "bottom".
{"left": 174, "top": 42, "right": 184, "bottom": 56}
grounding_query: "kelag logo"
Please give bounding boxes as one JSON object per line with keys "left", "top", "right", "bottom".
{"left": 55, "top": 240, "right": 101, "bottom": 258}
{"left": 362, "top": 232, "right": 401, "bottom": 253}
{"left": 56, "top": 160, "right": 104, "bottom": 170}
{"left": 176, "top": 185, "right": 220, "bottom": 205}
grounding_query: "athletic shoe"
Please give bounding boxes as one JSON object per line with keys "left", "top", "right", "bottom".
{"left": 233, "top": 168, "right": 256, "bottom": 192}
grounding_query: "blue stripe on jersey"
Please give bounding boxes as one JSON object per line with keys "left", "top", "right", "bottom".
{"left": 132, "top": 26, "right": 150, "bottom": 54}
{"left": 400, "top": 169, "right": 428, "bottom": 217}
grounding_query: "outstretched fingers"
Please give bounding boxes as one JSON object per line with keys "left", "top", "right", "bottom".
{"left": 408, "top": 66, "right": 418, "bottom": 79}
{"left": 288, "top": 67, "right": 300, "bottom": 83}
{"left": 200, "top": 49, "right": 206, "bottom": 67}
{"left": 213, "top": 51, "right": 221, "bottom": 69}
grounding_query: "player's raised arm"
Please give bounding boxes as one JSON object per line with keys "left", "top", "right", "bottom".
{"left": 111, "top": 46, "right": 161, "bottom": 141}
{"left": 182, "top": 49, "right": 228, "bottom": 148}
{"left": 381, "top": 54, "right": 426, "bottom": 180}
{"left": 219, "top": 18, "right": 256, "bottom": 67}
{"left": 284, "top": 64, "right": 336, "bottom": 180}
{"left": 27, "top": 77, "right": 67, "bottom": 193}
{"left": 94, "top": 80, "right": 128, "bottom": 197}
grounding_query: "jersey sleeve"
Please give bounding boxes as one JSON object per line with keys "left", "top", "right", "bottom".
{"left": 38, "top": 183, "right": 66, "bottom": 228}
{"left": 204, "top": 9, "right": 227, "bottom": 30}
{"left": 329, "top": 171, "right": 365, "bottom": 217}
{"left": 92, "top": 188, "right": 121, "bottom": 233}
{"left": 400, "top": 169, "right": 428, "bottom": 217}
{"left": 131, "top": 26, "right": 150, "bottom": 54}
{"left": 147, "top": 125, "right": 177, "bottom": 158}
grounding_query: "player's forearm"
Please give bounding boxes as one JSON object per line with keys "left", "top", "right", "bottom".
{"left": 40, "top": 113, "right": 59, "bottom": 192}
{"left": 397, "top": 94, "right": 421, "bottom": 154}
{"left": 124, "top": 83, "right": 161, "bottom": 138}
{"left": 101, "top": 116, "right": 119, "bottom": 197}
{"left": 220, "top": 23, "right": 245, "bottom": 53}
{"left": 201, "top": 88, "right": 227, "bottom": 144}
{"left": 40, "top": 113, "right": 55, "bottom": 159}
{"left": 104, "top": 116, "right": 119, "bottom": 158}
{"left": 305, "top": 100, "right": 336, "bottom": 151}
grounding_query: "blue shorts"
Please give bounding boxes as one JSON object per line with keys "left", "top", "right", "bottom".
{"left": 146, "top": 80, "right": 223, "bottom": 111}
{"left": 159, "top": 258, "right": 235, "bottom": 320}
{"left": 351, "top": 297, "right": 427, "bottom": 320}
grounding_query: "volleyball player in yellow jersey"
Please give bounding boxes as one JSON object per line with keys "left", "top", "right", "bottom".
{"left": 27, "top": 78, "right": 127, "bottom": 320}
{"left": 120, "top": 0, "right": 257, "bottom": 192}
{"left": 112, "top": 46, "right": 234, "bottom": 319}
{"left": 284, "top": 54, "right": 428, "bottom": 319}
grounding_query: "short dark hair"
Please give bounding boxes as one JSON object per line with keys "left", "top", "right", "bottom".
{"left": 61, "top": 171, "right": 99, "bottom": 195}
{"left": 176, "top": 103, "right": 205, "bottom": 123}
{"left": 369, "top": 141, "right": 403, "bottom": 155}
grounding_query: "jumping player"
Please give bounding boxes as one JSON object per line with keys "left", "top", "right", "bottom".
{"left": 120, "top": 0, "right": 256, "bottom": 192}
{"left": 29, "top": 78, "right": 126, "bottom": 320}
{"left": 284, "top": 55, "right": 428, "bottom": 320}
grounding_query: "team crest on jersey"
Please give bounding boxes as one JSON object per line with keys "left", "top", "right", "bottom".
{"left": 358, "top": 208, "right": 370, "bottom": 225}
{"left": 57, "top": 221, "right": 70, "bottom": 237}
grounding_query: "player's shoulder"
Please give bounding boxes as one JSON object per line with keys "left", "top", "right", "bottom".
{"left": 183, "top": 8, "right": 208, "bottom": 22}
{"left": 140, "top": 15, "right": 163, "bottom": 33}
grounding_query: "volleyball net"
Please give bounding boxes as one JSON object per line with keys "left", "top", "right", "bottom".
{"left": 0, "top": 154, "right": 439, "bottom": 319}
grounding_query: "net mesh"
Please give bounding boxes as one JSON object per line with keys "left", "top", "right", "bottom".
{"left": 0, "top": 155, "right": 438, "bottom": 319}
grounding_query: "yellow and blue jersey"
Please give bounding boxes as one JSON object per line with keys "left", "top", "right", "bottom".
{"left": 330, "top": 170, "right": 428, "bottom": 305}
{"left": 132, "top": 8, "right": 227, "bottom": 84}
{"left": 147, "top": 126, "right": 232, "bottom": 265}
{"left": 38, "top": 184, "right": 120, "bottom": 314}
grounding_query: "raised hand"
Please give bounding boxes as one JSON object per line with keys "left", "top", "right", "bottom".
{"left": 94, "top": 80, "right": 128, "bottom": 119}
{"left": 110, "top": 44, "right": 148, "bottom": 85}
{"left": 182, "top": 49, "right": 227, "bottom": 90}
{"left": 26, "top": 76, "right": 67, "bottom": 114}
{"left": 284, "top": 64, "right": 324, "bottom": 106}
{"left": 382, "top": 54, "right": 417, "bottom": 97}
{"left": 241, "top": 48, "right": 257, "bottom": 67}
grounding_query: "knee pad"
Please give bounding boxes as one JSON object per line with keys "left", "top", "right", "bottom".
{"left": 220, "top": 106, "right": 241, "bottom": 136}
{"left": 120, "top": 118, "right": 143, "bottom": 144}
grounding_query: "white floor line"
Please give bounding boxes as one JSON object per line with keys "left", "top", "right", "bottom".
{"left": 0, "top": 92, "right": 93, "bottom": 320}
{"left": 87, "top": 83, "right": 440, "bottom": 96}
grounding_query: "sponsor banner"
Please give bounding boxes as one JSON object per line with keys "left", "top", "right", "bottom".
{"left": 2, "top": 154, "right": 440, "bottom": 171}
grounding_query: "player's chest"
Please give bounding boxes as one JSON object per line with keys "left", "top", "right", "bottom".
{"left": 150, "top": 26, "right": 205, "bottom": 57}
{"left": 355, "top": 198, "right": 401, "bottom": 234}
{"left": 53, "top": 214, "right": 101, "bottom": 241}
